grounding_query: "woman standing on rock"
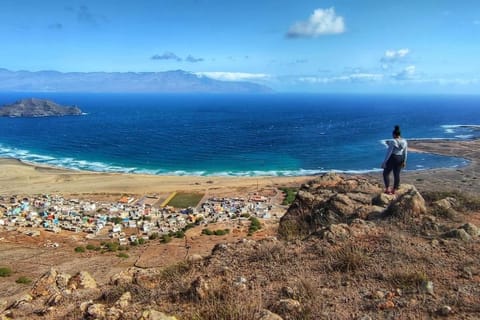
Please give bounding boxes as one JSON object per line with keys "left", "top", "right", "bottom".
{"left": 382, "top": 125, "right": 408, "bottom": 195}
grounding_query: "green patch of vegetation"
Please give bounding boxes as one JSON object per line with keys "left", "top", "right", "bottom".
{"left": 109, "top": 217, "right": 123, "bottom": 225}
{"left": 138, "top": 237, "right": 146, "bottom": 245}
{"left": 279, "top": 187, "right": 298, "bottom": 205}
{"left": 170, "top": 230, "right": 185, "bottom": 239}
{"left": 247, "top": 217, "right": 262, "bottom": 236}
{"left": 86, "top": 244, "right": 96, "bottom": 250}
{"left": 202, "top": 228, "right": 230, "bottom": 236}
{"left": 117, "top": 252, "right": 129, "bottom": 259}
{"left": 167, "top": 192, "right": 204, "bottom": 208}
{"left": 149, "top": 232, "right": 159, "bottom": 240}
{"left": 104, "top": 242, "right": 120, "bottom": 252}
{"left": 74, "top": 246, "right": 86, "bottom": 253}
{"left": 0, "top": 267, "right": 13, "bottom": 277}
{"left": 160, "top": 234, "right": 172, "bottom": 244}
{"left": 16, "top": 276, "right": 32, "bottom": 284}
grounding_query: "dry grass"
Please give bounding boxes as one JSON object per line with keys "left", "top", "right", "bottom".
{"left": 327, "top": 243, "right": 368, "bottom": 273}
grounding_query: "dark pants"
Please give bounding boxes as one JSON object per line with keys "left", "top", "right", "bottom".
{"left": 383, "top": 154, "right": 404, "bottom": 190}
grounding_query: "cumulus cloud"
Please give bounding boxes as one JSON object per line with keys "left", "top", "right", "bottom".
{"left": 185, "top": 55, "right": 204, "bottom": 63}
{"left": 195, "top": 72, "right": 270, "bottom": 82}
{"left": 381, "top": 48, "right": 410, "bottom": 62}
{"left": 286, "top": 7, "right": 345, "bottom": 38}
{"left": 151, "top": 52, "right": 183, "bottom": 62}
{"left": 392, "top": 65, "right": 416, "bottom": 80}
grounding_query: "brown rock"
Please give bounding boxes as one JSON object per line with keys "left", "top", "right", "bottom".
{"left": 69, "top": 271, "right": 97, "bottom": 290}
{"left": 31, "top": 268, "right": 60, "bottom": 297}
{"left": 139, "top": 309, "right": 178, "bottom": 320}
{"left": 87, "top": 303, "right": 106, "bottom": 319}
{"left": 256, "top": 309, "right": 284, "bottom": 320}
{"left": 189, "top": 276, "right": 209, "bottom": 301}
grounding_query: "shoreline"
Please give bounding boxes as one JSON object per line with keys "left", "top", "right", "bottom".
{"left": 0, "top": 138, "right": 479, "bottom": 196}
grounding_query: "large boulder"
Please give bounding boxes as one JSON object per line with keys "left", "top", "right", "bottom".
{"left": 279, "top": 173, "right": 381, "bottom": 239}
{"left": 31, "top": 268, "right": 61, "bottom": 297}
{"left": 279, "top": 173, "right": 427, "bottom": 239}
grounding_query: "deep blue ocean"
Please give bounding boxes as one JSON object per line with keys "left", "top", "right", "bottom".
{"left": 0, "top": 93, "right": 478, "bottom": 176}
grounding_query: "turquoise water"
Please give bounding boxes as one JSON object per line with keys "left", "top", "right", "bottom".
{"left": 0, "top": 93, "right": 477, "bottom": 176}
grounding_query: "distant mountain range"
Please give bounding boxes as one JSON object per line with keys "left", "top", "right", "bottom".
{"left": 0, "top": 68, "right": 272, "bottom": 93}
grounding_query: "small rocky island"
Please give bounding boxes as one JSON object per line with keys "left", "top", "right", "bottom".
{"left": 0, "top": 98, "right": 83, "bottom": 117}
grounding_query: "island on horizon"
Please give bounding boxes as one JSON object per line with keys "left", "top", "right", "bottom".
{"left": 0, "top": 98, "right": 83, "bottom": 117}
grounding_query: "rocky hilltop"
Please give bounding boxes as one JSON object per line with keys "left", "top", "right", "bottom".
{"left": 0, "top": 98, "right": 83, "bottom": 117}
{"left": 1, "top": 173, "right": 479, "bottom": 319}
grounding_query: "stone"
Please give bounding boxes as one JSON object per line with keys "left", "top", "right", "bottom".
{"left": 281, "top": 286, "right": 295, "bottom": 299}
{"left": 187, "top": 254, "right": 203, "bottom": 262}
{"left": 460, "top": 223, "right": 479, "bottom": 237}
{"left": 110, "top": 268, "right": 135, "bottom": 286}
{"left": 256, "top": 309, "right": 284, "bottom": 320}
{"left": 87, "top": 303, "right": 106, "bottom": 319}
{"left": 47, "top": 293, "right": 63, "bottom": 306}
{"left": 442, "top": 229, "right": 472, "bottom": 242}
{"left": 115, "top": 291, "right": 131, "bottom": 309}
{"left": 378, "top": 300, "right": 395, "bottom": 309}
{"left": 80, "top": 300, "right": 93, "bottom": 313}
{"left": 385, "top": 184, "right": 427, "bottom": 218}
{"left": 31, "top": 268, "right": 60, "bottom": 297}
{"left": 190, "top": 276, "right": 209, "bottom": 301}
{"left": 56, "top": 273, "right": 72, "bottom": 291}
{"left": 134, "top": 269, "right": 161, "bottom": 289}
{"left": 69, "top": 271, "right": 97, "bottom": 290}
{"left": 273, "top": 299, "right": 302, "bottom": 314}
{"left": 421, "top": 281, "right": 434, "bottom": 295}
{"left": 437, "top": 305, "right": 452, "bottom": 316}
{"left": 106, "top": 307, "right": 123, "bottom": 320}
{"left": 373, "top": 290, "right": 385, "bottom": 299}
{"left": 139, "top": 309, "right": 178, "bottom": 320}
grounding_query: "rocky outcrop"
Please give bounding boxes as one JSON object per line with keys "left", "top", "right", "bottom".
{"left": 279, "top": 173, "right": 427, "bottom": 239}
{"left": 0, "top": 98, "right": 83, "bottom": 117}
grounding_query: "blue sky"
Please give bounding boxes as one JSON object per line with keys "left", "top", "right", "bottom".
{"left": 1, "top": 0, "right": 479, "bottom": 93}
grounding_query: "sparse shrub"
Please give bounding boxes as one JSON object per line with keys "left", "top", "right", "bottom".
{"left": 74, "top": 246, "right": 86, "bottom": 253}
{"left": 138, "top": 237, "right": 146, "bottom": 245}
{"left": 149, "top": 232, "right": 159, "bottom": 240}
{"left": 16, "top": 276, "right": 32, "bottom": 284}
{"left": 202, "top": 228, "right": 230, "bottom": 236}
{"left": 0, "top": 267, "right": 12, "bottom": 277}
{"left": 105, "top": 242, "right": 119, "bottom": 252}
{"left": 118, "top": 245, "right": 128, "bottom": 251}
{"left": 184, "top": 223, "right": 196, "bottom": 231}
{"left": 160, "top": 261, "right": 192, "bottom": 282}
{"left": 214, "top": 229, "right": 230, "bottom": 236}
{"left": 202, "top": 228, "right": 214, "bottom": 235}
{"left": 191, "top": 284, "right": 262, "bottom": 320}
{"left": 280, "top": 187, "right": 298, "bottom": 205}
{"left": 131, "top": 239, "right": 139, "bottom": 246}
{"left": 328, "top": 244, "right": 366, "bottom": 273}
{"left": 86, "top": 244, "right": 96, "bottom": 250}
{"left": 390, "top": 270, "right": 430, "bottom": 292}
{"left": 170, "top": 230, "right": 185, "bottom": 239}
{"left": 248, "top": 216, "right": 262, "bottom": 236}
{"left": 161, "top": 234, "right": 172, "bottom": 243}
{"left": 117, "top": 252, "right": 129, "bottom": 259}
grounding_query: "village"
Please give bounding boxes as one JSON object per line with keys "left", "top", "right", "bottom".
{"left": 0, "top": 190, "right": 287, "bottom": 247}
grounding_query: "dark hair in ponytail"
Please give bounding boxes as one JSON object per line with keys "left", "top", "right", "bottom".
{"left": 393, "top": 125, "right": 401, "bottom": 137}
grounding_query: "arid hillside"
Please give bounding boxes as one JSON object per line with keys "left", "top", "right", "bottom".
{"left": 1, "top": 173, "right": 479, "bottom": 320}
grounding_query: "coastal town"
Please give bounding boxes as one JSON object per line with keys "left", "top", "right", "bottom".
{"left": 0, "top": 189, "right": 287, "bottom": 245}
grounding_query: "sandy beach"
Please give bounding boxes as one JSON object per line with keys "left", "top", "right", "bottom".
{"left": 0, "top": 139, "right": 478, "bottom": 197}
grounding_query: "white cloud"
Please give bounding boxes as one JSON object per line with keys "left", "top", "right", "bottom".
{"left": 196, "top": 72, "right": 270, "bottom": 82}
{"left": 287, "top": 7, "right": 345, "bottom": 38}
{"left": 298, "top": 73, "right": 383, "bottom": 84}
{"left": 381, "top": 48, "right": 410, "bottom": 62}
{"left": 392, "top": 65, "right": 416, "bottom": 80}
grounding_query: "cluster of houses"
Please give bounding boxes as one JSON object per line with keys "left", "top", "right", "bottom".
{"left": 0, "top": 192, "right": 279, "bottom": 244}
